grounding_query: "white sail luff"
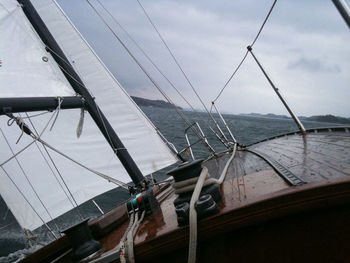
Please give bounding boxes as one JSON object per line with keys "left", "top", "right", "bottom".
{"left": 0, "top": 0, "right": 177, "bottom": 231}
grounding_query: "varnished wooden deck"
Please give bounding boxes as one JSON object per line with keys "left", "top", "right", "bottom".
{"left": 248, "top": 130, "right": 350, "bottom": 182}
{"left": 20, "top": 129, "right": 350, "bottom": 263}
{"left": 131, "top": 129, "right": 350, "bottom": 262}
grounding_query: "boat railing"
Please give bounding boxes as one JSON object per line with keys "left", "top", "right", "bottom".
{"left": 210, "top": 102, "right": 237, "bottom": 145}
{"left": 182, "top": 122, "right": 215, "bottom": 160}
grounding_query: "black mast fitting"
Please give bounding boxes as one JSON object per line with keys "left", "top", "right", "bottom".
{"left": 17, "top": 0, "right": 144, "bottom": 187}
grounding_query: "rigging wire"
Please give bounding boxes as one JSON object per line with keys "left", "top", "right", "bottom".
{"left": 42, "top": 39, "right": 118, "bottom": 155}
{"left": 95, "top": 0, "right": 225, "bottom": 148}
{"left": 212, "top": 0, "right": 278, "bottom": 104}
{"left": 135, "top": 0, "right": 235, "bottom": 146}
{"left": 0, "top": 166, "right": 57, "bottom": 239}
{"left": 2, "top": 113, "right": 129, "bottom": 233}
{"left": 21, "top": 111, "right": 51, "bottom": 119}
{"left": 250, "top": 0, "right": 278, "bottom": 47}
{"left": 15, "top": 114, "right": 129, "bottom": 190}
{"left": 46, "top": 1, "right": 185, "bottom": 161}
{"left": 0, "top": 222, "right": 15, "bottom": 231}
{"left": 2, "top": 107, "right": 83, "bottom": 224}
{"left": 135, "top": 0, "right": 212, "bottom": 117}
{"left": 0, "top": 128, "right": 61, "bottom": 234}
{"left": 50, "top": 0, "right": 181, "bottom": 162}
{"left": 48, "top": 0, "right": 176, "bottom": 160}
{"left": 86, "top": 0, "right": 213, "bottom": 151}
{"left": 25, "top": 112, "right": 77, "bottom": 209}
{"left": 1, "top": 110, "right": 60, "bottom": 238}
{"left": 0, "top": 104, "right": 59, "bottom": 167}
{"left": 0, "top": 141, "right": 34, "bottom": 167}
{"left": 31, "top": 134, "right": 129, "bottom": 189}
{"left": 21, "top": 107, "right": 84, "bottom": 215}
{"left": 12, "top": 0, "right": 214, "bottom": 157}
{"left": 95, "top": 0, "right": 194, "bottom": 110}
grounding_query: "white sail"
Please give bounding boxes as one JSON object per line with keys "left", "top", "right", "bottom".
{"left": 0, "top": 0, "right": 177, "bottom": 231}
{"left": 29, "top": 0, "right": 177, "bottom": 175}
{"left": 0, "top": 0, "right": 74, "bottom": 97}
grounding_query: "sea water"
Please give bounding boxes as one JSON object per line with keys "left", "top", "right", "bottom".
{"left": 0, "top": 107, "right": 342, "bottom": 261}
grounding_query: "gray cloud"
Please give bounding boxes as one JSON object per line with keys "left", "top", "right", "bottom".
{"left": 288, "top": 57, "right": 341, "bottom": 73}
{"left": 58, "top": 0, "right": 350, "bottom": 117}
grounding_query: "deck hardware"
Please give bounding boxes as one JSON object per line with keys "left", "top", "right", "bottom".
{"left": 126, "top": 189, "right": 159, "bottom": 216}
{"left": 211, "top": 102, "right": 237, "bottom": 144}
{"left": 246, "top": 149, "right": 306, "bottom": 186}
{"left": 175, "top": 202, "right": 190, "bottom": 226}
{"left": 184, "top": 122, "right": 215, "bottom": 160}
{"left": 195, "top": 194, "right": 219, "bottom": 219}
{"left": 62, "top": 219, "right": 101, "bottom": 262}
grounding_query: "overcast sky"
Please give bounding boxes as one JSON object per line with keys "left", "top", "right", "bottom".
{"left": 58, "top": 0, "right": 350, "bottom": 117}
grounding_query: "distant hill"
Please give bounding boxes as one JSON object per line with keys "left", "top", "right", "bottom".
{"left": 301, "top": 115, "right": 350, "bottom": 125}
{"left": 241, "top": 113, "right": 350, "bottom": 125}
{"left": 240, "top": 113, "right": 290, "bottom": 119}
{"left": 131, "top": 96, "right": 182, "bottom": 110}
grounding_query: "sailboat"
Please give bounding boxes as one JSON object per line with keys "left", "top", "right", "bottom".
{"left": 1, "top": 0, "right": 350, "bottom": 262}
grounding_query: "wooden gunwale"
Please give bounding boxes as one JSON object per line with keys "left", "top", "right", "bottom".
{"left": 132, "top": 177, "right": 350, "bottom": 261}
{"left": 19, "top": 129, "right": 350, "bottom": 262}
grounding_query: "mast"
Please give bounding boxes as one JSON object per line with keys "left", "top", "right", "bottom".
{"left": 332, "top": 0, "right": 350, "bottom": 29}
{"left": 16, "top": 0, "right": 144, "bottom": 187}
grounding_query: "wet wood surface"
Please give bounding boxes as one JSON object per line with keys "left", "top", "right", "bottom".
{"left": 22, "top": 130, "right": 350, "bottom": 262}
{"left": 89, "top": 130, "right": 350, "bottom": 262}
{"left": 130, "top": 131, "right": 350, "bottom": 261}
{"left": 249, "top": 131, "right": 350, "bottom": 182}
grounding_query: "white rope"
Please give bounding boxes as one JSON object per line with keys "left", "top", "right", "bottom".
{"left": 24, "top": 119, "right": 84, "bottom": 222}
{"left": 0, "top": 110, "right": 69, "bottom": 236}
{"left": 174, "top": 178, "right": 217, "bottom": 195}
{"left": 188, "top": 167, "right": 208, "bottom": 263}
{"left": 119, "top": 213, "right": 135, "bottom": 263}
{"left": 156, "top": 185, "right": 175, "bottom": 203}
{"left": 174, "top": 145, "right": 237, "bottom": 196}
{"left": 25, "top": 113, "right": 77, "bottom": 209}
{"left": 215, "top": 144, "right": 237, "bottom": 184}
{"left": 127, "top": 210, "right": 145, "bottom": 263}
{"left": 1, "top": 106, "right": 59, "bottom": 167}
{"left": 49, "top": 97, "right": 63, "bottom": 131}
{"left": 0, "top": 139, "right": 35, "bottom": 167}
{"left": 32, "top": 134, "right": 129, "bottom": 189}
{"left": 21, "top": 111, "right": 50, "bottom": 119}
{"left": 186, "top": 145, "right": 236, "bottom": 263}
{"left": 119, "top": 210, "right": 146, "bottom": 263}
{"left": 6, "top": 117, "right": 26, "bottom": 144}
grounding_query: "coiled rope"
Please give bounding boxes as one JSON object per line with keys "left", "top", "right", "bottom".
{"left": 172, "top": 143, "right": 237, "bottom": 195}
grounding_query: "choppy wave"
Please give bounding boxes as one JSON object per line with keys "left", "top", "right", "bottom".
{"left": 0, "top": 245, "right": 42, "bottom": 263}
